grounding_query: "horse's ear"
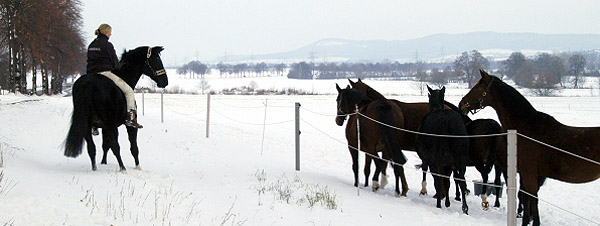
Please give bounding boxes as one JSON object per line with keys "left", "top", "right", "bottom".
{"left": 480, "top": 69, "right": 489, "bottom": 79}
{"left": 336, "top": 83, "right": 342, "bottom": 92}
{"left": 348, "top": 78, "right": 356, "bottom": 86}
{"left": 441, "top": 86, "right": 446, "bottom": 94}
{"left": 427, "top": 85, "right": 433, "bottom": 94}
{"left": 155, "top": 46, "right": 164, "bottom": 52}
{"left": 357, "top": 78, "right": 362, "bottom": 82}
{"left": 346, "top": 85, "right": 350, "bottom": 89}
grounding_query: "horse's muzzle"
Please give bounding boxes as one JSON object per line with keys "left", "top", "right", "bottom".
{"left": 335, "top": 115, "right": 346, "bottom": 126}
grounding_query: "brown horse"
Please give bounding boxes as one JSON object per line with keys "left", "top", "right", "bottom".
{"left": 350, "top": 78, "right": 504, "bottom": 209}
{"left": 460, "top": 70, "right": 600, "bottom": 226}
{"left": 335, "top": 84, "right": 409, "bottom": 196}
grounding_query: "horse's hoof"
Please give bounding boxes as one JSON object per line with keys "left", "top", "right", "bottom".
{"left": 419, "top": 191, "right": 427, "bottom": 196}
{"left": 380, "top": 175, "right": 388, "bottom": 189}
{"left": 92, "top": 165, "right": 97, "bottom": 171}
{"left": 462, "top": 206, "right": 469, "bottom": 215}
{"left": 455, "top": 196, "right": 461, "bottom": 202}
{"left": 395, "top": 192, "right": 401, "bottom": 198}
{"left": 494, "top": 201, "right": 501, "bottom": 208}
{"left": 465, "top": 189, "right": 471, "bottom": 195}
{"left": 372, "top": 181, "right": 380, "bottom": 192}
{"left": 135, "top": 165, "right": 142, "bottom": 170}
{"left": 482, "top": 201, "right": 490, "bottom": 211}
{"left": 100, "top": 161, "right": 107, "bottom": 165}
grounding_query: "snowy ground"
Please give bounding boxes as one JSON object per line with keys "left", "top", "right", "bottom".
{"left": 2, "top": 73, "right": 600, "bottom": 225}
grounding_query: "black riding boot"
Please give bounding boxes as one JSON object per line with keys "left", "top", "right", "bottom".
{"left": 125, "top": 109, "right": 143, "bottom": 129}
{"left": 92, "top": 127, "right": 99, "bottom": 136}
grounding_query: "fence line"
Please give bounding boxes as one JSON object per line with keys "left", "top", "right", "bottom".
{"left": 358, "top": 112, "right": 508, "bottom": 138}
{"left": 518, "top": 133, "right": 600, "bottom": 167}
{"left": 299, "top": 117, "right": 505, "bottom": 189}
{"left": 302, "top": 113, "right": 600, "bottom": 226}
{"left": 518, "top": 188, "right": 600, "bottom": 225}
{"left": 211, "top": 108, "right": 294, "bottom": 126}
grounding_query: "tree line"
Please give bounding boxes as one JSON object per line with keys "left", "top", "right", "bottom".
{"left": 0, "top": 0, "right": 85, "bottom": 95}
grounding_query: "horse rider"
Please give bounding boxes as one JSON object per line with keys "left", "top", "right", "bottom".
{"left": 87, "top": 23, "right": 143, "bottom": 134}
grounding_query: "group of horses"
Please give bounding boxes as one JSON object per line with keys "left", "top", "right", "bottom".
{"left": 335, "top": 78, "right": 503, "bottom": 216}
{"left": 61, "top": 48, "right": 600, "bottom": 226}
{"left": 336, "top": 70, "right": 600, "bottom": 226}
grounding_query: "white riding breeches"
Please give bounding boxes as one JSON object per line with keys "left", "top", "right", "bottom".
{"left": 99, "top": 71, "right": 135, "bottom": 111}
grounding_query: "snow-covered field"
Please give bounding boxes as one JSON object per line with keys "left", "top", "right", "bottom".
{"left": 2, "top": 72, "right": 600, "bottom": 225}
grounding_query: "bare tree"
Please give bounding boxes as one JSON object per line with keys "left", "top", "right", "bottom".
{"left": 569, "top": 54, "right": 586, "bottom": 88}
{"left": 453, "top": 50, "right": 489, "bottom": 88}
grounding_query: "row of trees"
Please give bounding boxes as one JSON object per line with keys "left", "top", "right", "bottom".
{"left": 0, "top": 0, "right": 85, "bottom": 95}
{"left": 283, "top": 50, "right": 599, "bottom": 92}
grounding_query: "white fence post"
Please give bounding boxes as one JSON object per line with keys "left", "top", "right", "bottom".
{"left": 355, "top": 104, "right": 361, "bottom": 196}
{"left": 142, "top": 90, "right": 145, "bottom": 116}
{"left": 507, "top": 130, "right": 518, "bottom": 226}
{"left": 295, "top": 102, "right": 301, "bottom": 171}
{"left": 206, "top": 93, "right": 211, "bottom": 138}
{"left": 160, "top": 91, "right": 164, "bottom": 123}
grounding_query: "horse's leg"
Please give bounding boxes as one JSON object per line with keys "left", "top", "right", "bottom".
{"left": 376, "top": 155, "right": 388, "bottom": 189}
{"left": 420, "top": 164, "right": 428, "bottom": 195}
{"left": 391, "top": 164, "right": 408, "bottom": 197}
{"left": 126, "top": 127, "right": 141, "bottom": 170}
{"left": 101, "top": 130, "right": 110, "bottom": 165}
{"left": 364, "top": 154, "right": 373, "bottom": 189}
{"left": 454, "top": 178, "right": 461, "bottom": 201}
{"left": 84, "top": 132, "right": 97, "bottom": 171}
{"left": 493, "top": 164, "right": 503, "bottom": 208}
{"left": 444, "top": 169, "right": 451, "bottom": 208}
{"left": 476, "top": 163, "right": 491, "bottom": 209}
{"left": 455, "top": 168, "right": 469, "bottom": 215}
{"left": 106, "top": 128, "right": 126, "bottom": 171}
{"left": 433, "top": 174, "right": 443, "bottom": 208}
{"left": 519, "top": 173, "right": 541, "bottom": 226}
{"left": 376, "top": 150, "right": 391, "bottom": 190}
{"left": 349, "top": 147, "right": 359, "bottom": 187}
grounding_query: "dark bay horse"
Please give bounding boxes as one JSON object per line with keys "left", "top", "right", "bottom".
{"left": 460, "top": 70, "right": 600, "bottom": 226}
{"left": 64, "top": 46, "right": 168, "bottom": 171}
{"left": 349, "top": 78, "right": 504, "bottom": 209}
{"left": 416, "top": 86, "right": 469, "bottom": 214}
{"left": 335, "top": 84, "right": 409, "bottom": 196}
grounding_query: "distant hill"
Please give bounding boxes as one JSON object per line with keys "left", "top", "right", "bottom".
{"left": 221, "top": 31, "right": 600, "bottom": 63}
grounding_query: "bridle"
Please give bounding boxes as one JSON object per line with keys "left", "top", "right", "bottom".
{"left": 462, "top": 77, "right": 495, "bottom": 115}
{"left": 145, "top": 47, "right": 166, "bottom": 77}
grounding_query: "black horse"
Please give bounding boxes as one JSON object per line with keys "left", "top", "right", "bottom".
{"left": 64, "top": 46, "right": 168, "bottom": 171}
{"left": 416, "top": 86, "right": 469, "bottom": 214}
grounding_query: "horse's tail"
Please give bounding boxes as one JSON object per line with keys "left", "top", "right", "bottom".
{"left": 64, "top": 77, "right": 93, "bottom": 158}
{"left": 376, "top": 101, "right": 407, "bottom": 165}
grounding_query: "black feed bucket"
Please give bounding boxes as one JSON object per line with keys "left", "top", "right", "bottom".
{"left": 473, "top": 180, "right": 504, "bottom": 198}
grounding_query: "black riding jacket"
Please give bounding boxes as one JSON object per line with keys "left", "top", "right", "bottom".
{"left": 86, "top": 33, "right": 120, "bottom": 74}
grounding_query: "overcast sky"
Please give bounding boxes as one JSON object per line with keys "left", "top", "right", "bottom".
{"left": 81, "top": 0, "right": 600, "bottom": 66}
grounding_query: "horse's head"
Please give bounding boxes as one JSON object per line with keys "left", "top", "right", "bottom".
{"left": 142, "top": 46, "right": 168, "bottom": 88}
{"left": 335, "top": 83, "right": 369, "bottom": 126}
{"left": 427, "top": 85, "right": 445, "bottom": 112}
{"left": 459, "top": 70, "right": 496, "bottom": 115}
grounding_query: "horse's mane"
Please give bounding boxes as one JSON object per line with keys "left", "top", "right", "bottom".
{"left": 492, "top": 75, "right": 558, "bottom": 123}
{"left": 354, "top": 79, "right": 387, "bottom": 100}
{"left": 119, "top": 46, "right": 148, "bottom": 64}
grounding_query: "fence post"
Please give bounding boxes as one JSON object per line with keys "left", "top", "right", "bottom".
{"left": 295, "top": 102, "right": 301, "bottom": 171}
{"left": 142, "top": 90, "right": 145, "bottom": 116}
{"left": 160, "top": 91, "right": 164, "bottom": 123}
{"left": 206, "top": 93, "right": 211, "bottom": 138}
{"left": 507, "top": 130, "right": 518, "bottom": 226}
{"left": 355, "top": 104, "right": 361, "bottom": 196}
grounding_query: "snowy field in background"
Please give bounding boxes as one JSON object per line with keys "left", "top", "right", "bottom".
{"left": 2, "top": 72, "right": 600, "bottom": 225}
